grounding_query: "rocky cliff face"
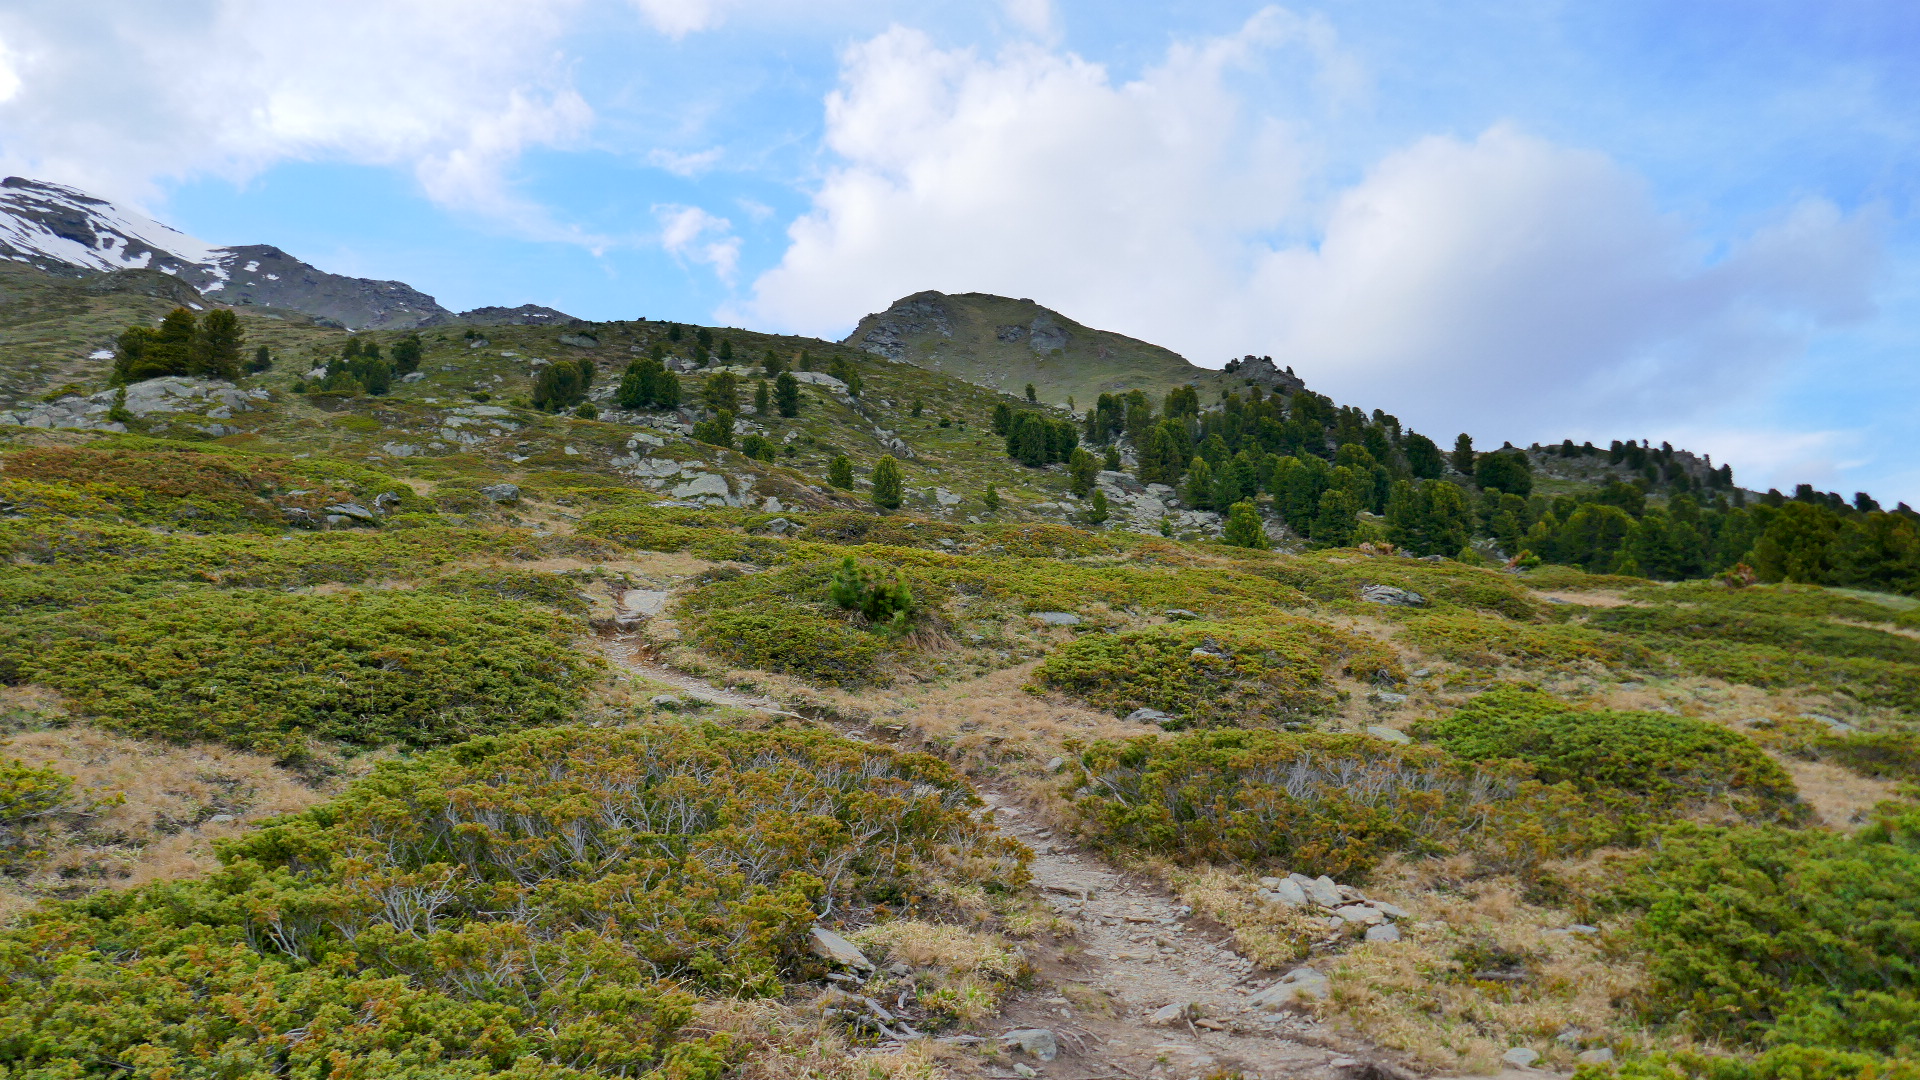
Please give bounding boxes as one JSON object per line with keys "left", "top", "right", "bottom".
{"left": 0, "top": 177, "right": 577, "bottom": 332}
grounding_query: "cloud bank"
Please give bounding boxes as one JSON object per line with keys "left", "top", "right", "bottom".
{"left": 745, "top": 11, "right": 1881, "bottom": 464}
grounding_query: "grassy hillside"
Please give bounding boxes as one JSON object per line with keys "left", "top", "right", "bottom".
{"left": 844, "top": 290, "right": 1273, "bottom": 408}
{"left": 0, "top": 263, "right": 1917, "bottom": 1079}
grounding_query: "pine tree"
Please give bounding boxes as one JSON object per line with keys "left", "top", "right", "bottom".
{"left": 1025, "top": 383, "right": 1037, "bottom": 403}
{"left": 718, "top": 338, "right": 733, "bottom": 361}
{"left": 1312, "top": 489, "right": 1359, "bottom": 547}
{"left": 191, "top": 309, "right": 243, "bottom": 379}
{"left": 774, "top": 371, "right": 801, "bottom": 417}
{"left": 691, "top": 408, "right": 735, "bottom": 448}
{"left": 1104, "top": 445, "right": 1121, "bottom": 471}
{"left": 1068, "top": 447, "right": 1099, "bottom": 497}
{"left": 754, "top": 379, "right": 770, "bottom": 415}
{"left": 828, "top": 455, "right": 855, "bottom": 489}
{"left": 983, "top": 483, "right": 1001, "bottom": 511}
{"left": 1450, "top": 433, "right": 1476, "bottom": 475}
{"left": 1184, "top": 457, "right": 1215, "bottom": 509}
{"left": 871, "top": 455, "right": 903, "bottom": 510}
{"left": 911, "top": 398, "right": 924, "bottom": 418}
{"left": 390, "top": 334, "right": 422, "bottom": 374}
{"left": 1085, "top": 487, "right": 1111, "bottom": 525}
{"left": 247, "top": 344, "right": 273, "bottom": 374}
{"left": 148, "top": 307, "right": 199, "bottom": 377}
{"left": 1223, "top": 501, "right": 1270, "bottom": 549}
{"left": 703, "top": 371, "right": 739, "bottom": 411}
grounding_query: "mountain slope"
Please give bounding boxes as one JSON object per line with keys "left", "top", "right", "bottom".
{"left": 845, "top": 290, "right": 1302, "bottom": 407}
{"left": 0, "top": 177, "right": 573, "bottom": 331}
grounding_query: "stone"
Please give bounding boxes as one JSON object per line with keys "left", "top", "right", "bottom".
{"left": 761, "top": 517, "right": 795, "bottom": 535}
{"left": 1364, "top": 923, "right": 1401, "bottom": 944}
{"left": 1164, "top": 609, "right": 1200, "bottom": 621}
{"left": 1000, "top": 1028, "right": 1058, "bottom": 1061}
{"left": 649, "top": 694, "right": 682, "bottom": 708}
{"left": 207, "top": 814, "right": 237, "bottom": 824}
{"left": 671, "top": 473, "right": 732, "bottom": 500}
{"left": 1370, "top": 691, "right": 1409, "bottom": 705}
{"left": 1334, "top": 904, "right": 1386, "bottom": 925}
{"left": 1370, "top": 901, "right": 1411, "bottom": 919}
{"left": 324, "top": 502, "right": 375, "bottom": 521}
{"left": 380, "top": 442, "right": 420, "bottom": 457}
{"left": 1365, "top": 725, "right": 1412, "bottom": 745}
{"left": 1258, "top": 877, "right": 1283, "bottom": 888}
{"left": 1045, "top": 757, "right": 1066, "bottom": 773}
{"left": 1297, "top": 874, "right": 1344, "bottom": 908}
{"left": 1148, "top": 1002, "right": 1198, "bottom": 1026}
{"left": 1031, "top": 611, "right": 1082, "bottom": 626}
{"left": 1126, "top": 707, "right": 1173, "bottom": 724}
{"left": 1246, "top": 967, "right": 1330, "bottom": 1010}
{"left": 1359, "top": 584, "right": 1426, "bottom": 607}
{"left": 401, "top": 371, "right": 426, "bottom": 383}
{"left": 1501, "top": 1048, "right": 1540, "bottom": 1068}
{"left": 479, "top": 483, "right": 520, "bottom": 503}
{"left": 1578, "top": 1049, "right": 1615, "bottom": 1065}
{"left": 1014, "top": 1066, "right": 1038, "bottom": 1079}
{"left": 1258, "top": 878, "right": 1308, "bottom": 907}
{"left": 558, "top": 332, "right": 599, "bottom": 348}
{"left": 808, "top": 927, "right": 874, "bottom": 970}
{"left": 1569, "top": 924, "right": 1600, "bottom": 935}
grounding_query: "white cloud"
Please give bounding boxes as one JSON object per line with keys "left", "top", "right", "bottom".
{"left": 0, "top": 0, "right": 597, "bottom": 240}
{"left": 657, "top": 203, "right": 740, "bottom": 280}
{"left": 743, "top": 11, "right": 1878, "bottom": 456}
{"left": 1001, "top": 0, "right": 1057, "bottom": 40}
{"left": 0, "top": 35, "right": 20, "bottom": 103}
{"left": 648, "top": 146, "right": 725, "bottom": 177}
{"left": 629, "top": 0, "right": 724, "bottom": 38}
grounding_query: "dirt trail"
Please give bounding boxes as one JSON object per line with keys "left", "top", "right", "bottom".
{"left": 599, "top": 635, "right": 1434, "bottom": 1080}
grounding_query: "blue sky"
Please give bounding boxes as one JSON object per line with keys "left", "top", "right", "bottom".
{"left": 1, "top": 0, "right": 1915, "bottom": 502}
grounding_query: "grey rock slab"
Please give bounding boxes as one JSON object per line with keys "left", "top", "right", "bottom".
{"left": 1359, "top": 584, "right": 1426, "bottom": 607}
{"left": 1579, "top": 1049, "right": 1615, "bottom": 1065}
{"left": 1246, "top": 967, "right": 1330, "bottom": 1010}
{"left": 1502, "top": 1048, "right": 1541, "bottom": 1068}
{"left": 1366, "top": 725, "right": 1413, "bottom": 745}
{"left": 324, "top": 503, "right": 375, "bottom": 521}
{"left": 1258, "top": 878, "right": 1308, "bottom": 907}
{"left": 1333, "top": 904, "right": 1387, "bottom": 925}
{"left": 1031, "top": 611, "right": 1082, "bottom": 626}
{"left": 1294, "top": 874, "right": 1344, "bottom": 908}
{"left": 807, "top": 927, "right": 874, "bottom": 970}
{"left": 671, "top": 473, "right": 732, "bottom": 500}
{"left": 479, "top": 483, "right": 521, "bottom": 503}
{"left": 1147, "top": 1002, "right": 1198, "bottom": 1026}
{"left": 1164, "top": 609, "right": 1201, "bottom": 621}
{"left": 1126, "top": 707, "right": 1173, "bottom": 724}
{"left": 999, "top": 1028, "right": 1058, "bottom": 1061}
{"left": 1364, "top": 923, "right": 1401, "bottom": 944}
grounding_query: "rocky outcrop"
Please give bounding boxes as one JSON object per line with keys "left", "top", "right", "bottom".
{"left": 845, "top": 291, "right": 954, "bottom": 360}
{"left": 0, "top": 376, "right": 267, "bottom": 432}
{"left": 1220, "top": 354, "right": 1305, "bottom": 394}
{"left": 440, "top": 304, "right": 581, "bottom": 327}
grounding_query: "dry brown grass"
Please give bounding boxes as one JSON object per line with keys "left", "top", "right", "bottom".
{"left": 0, "top": 717, "right": 379, "bottom": 912}
{"left": 1318, "top": 860, "right": 1659, "bottom": 1075}
{"left": 1164, "top": 864, "right": 1323, "bottom": 968}
{"left": 851, "top": 919, "right": 1030, "bottom": 1028}
{"left": 1777, "top": 757, "right": 1905, "bottom": 831}
{"left": 690, "top": 998, "right": 954, "bottom": 1080}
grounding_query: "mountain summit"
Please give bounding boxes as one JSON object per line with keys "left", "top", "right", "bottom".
{"left": 845, "top": 290, "right": 1302, "bottom": 407}
{"left": 0, "top": 177, "right": 574, "bottom": 331}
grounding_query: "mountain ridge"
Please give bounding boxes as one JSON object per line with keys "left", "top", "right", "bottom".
{"left": 0, "top": 176, "right": 576, "bottom": 331}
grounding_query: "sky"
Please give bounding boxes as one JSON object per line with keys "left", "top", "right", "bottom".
{"left": 0, "top": 0, "right": 1915, "bottom": 503}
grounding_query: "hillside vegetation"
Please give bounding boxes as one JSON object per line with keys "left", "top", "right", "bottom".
{"left": 0, "top": 266, "right": 1915, "bottom": 1080}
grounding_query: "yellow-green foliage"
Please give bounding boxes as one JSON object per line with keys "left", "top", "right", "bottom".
{"left": 1068, "top": 729, "right": 1579, "bottom": 879}
{"left": 0, "top": 759, "right": 80, "bottom": 872}
{"left": 1, "top": 443, "right": 412, "bottom": 531}
{"left": 1420, "top": 688, "right": 1803, "bottom": 827}
{"left": 1671, "top": 640, "right": 1920, "bottom": 713}
{"left": 425, "top": 567, "right": 594, "bottom": 614}
{"left": 1268, "top": 553, "right": 1550, "bottom": 620}
{"left": 0, "top": 589, "right": 601, "bottom": 753}
{"left": 0, "top": 724, "right": 1023, "bottom": 1079}
{"left": 1607, "top": 806, "right": 1920, "bottom": 1069}
{"left": 1396, "top": 610, "right": 1652, "bottom": 669}
{"left": 1033, "top": 617, "right": 1399, "bottom": 726}
{"left": 677, "top": 558, "right": 931, "bottom": 686}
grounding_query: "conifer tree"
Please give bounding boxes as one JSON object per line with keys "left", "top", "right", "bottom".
{"left": 1450, "top": 433, "right": 1476, "bottom": 475}
{"left": 762, "top": 349, "right": 784, "bottom": 377}
{"left": 191, "top": 309, "right": 243, "bottom": 379}
{"left": 871, "top": 455, "right": 903, "bottom": 510}
{"left": 828, "top": 455, "right": 855, "bottom": 489}
{"left": 1086, "top": 488, "right": 1110, "bottom": 525}
{"left": 1184, "top": 457, "right": 1215, "bottom": 509}
{"left": 1025, "top": 383, "right": 1037, "bottom": 403}
{"left": 982, "top": 483, "right": 1001, "bottom": 511}
{"left": 1312, "top": 488, "right": 1359, "bottom": 546}
{"left": 248, "top": 344, "right": 273, "bottom": 374}
{"left": 1104, "top": 445, "right": 1121, "bottom": 471}
{"left": 774, "top": 371, "right": 801, "bottom": 417}
{"left": 1068, "top": 447, "right": 1099, "bottom": 497}
{"left": 390, "top": 334, "right": 423, "bottom": 375}
{"left": 703, "top": 371, "right": 739, "bottom": 411}
{"left": 1223, "top": 501, "right": 1270, "bottom": 549}
{"left": 754, "top": 379, "right": 770, "bottom": 415}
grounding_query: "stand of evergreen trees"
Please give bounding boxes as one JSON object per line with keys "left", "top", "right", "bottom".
{"left": 111, "top": 307, "right": 246, "bottom": 383}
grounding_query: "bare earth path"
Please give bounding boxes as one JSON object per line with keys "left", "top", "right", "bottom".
{"left": 600, "top": 635, "right": 1432, "bottom": 1080}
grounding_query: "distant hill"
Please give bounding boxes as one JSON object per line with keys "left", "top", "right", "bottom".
{"left": 844, "top": 290, "right": 1302, "bottom": 407}
{"left": 0, "top": 177, "right": 575, "bottom": 332}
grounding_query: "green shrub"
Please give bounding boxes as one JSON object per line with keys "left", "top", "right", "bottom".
{"left": 1671, "top": 640, "right": 1920, "bottom": 713}
{"left": 1069, "top": 729, "right": 1594, "bottom": 878}
{"left": 1817, "top": 730, "right": 1920, "bottom": 780}
{"left": 1396, "top": 611, "right": 1652, "bottom": 669}
{"left": 1608, "top": 806, "right": 1920, "bottom": 1058}
{"left": 688, "top": 609, "right": 892, "bottom": 686}
{"left": 1420, "top": 688, "right": 1803, "bottom": 827}
{"left": 1033, "top": 618, "right": 1400, "bottom": 727}
{"left": 1588, "top": 604, "right": 1920, "bottom": 665}
{"left": 0, "top": 590, "right": 601, "bottom": 753}
{"left": 0, "top": 759, "right": 81, "bottom": 872}
{"left": 425, "top": 567, "right": 593, "bottom": 614}
{"left": 0, "top": 724, "right": 1022, "bottom": 1078}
